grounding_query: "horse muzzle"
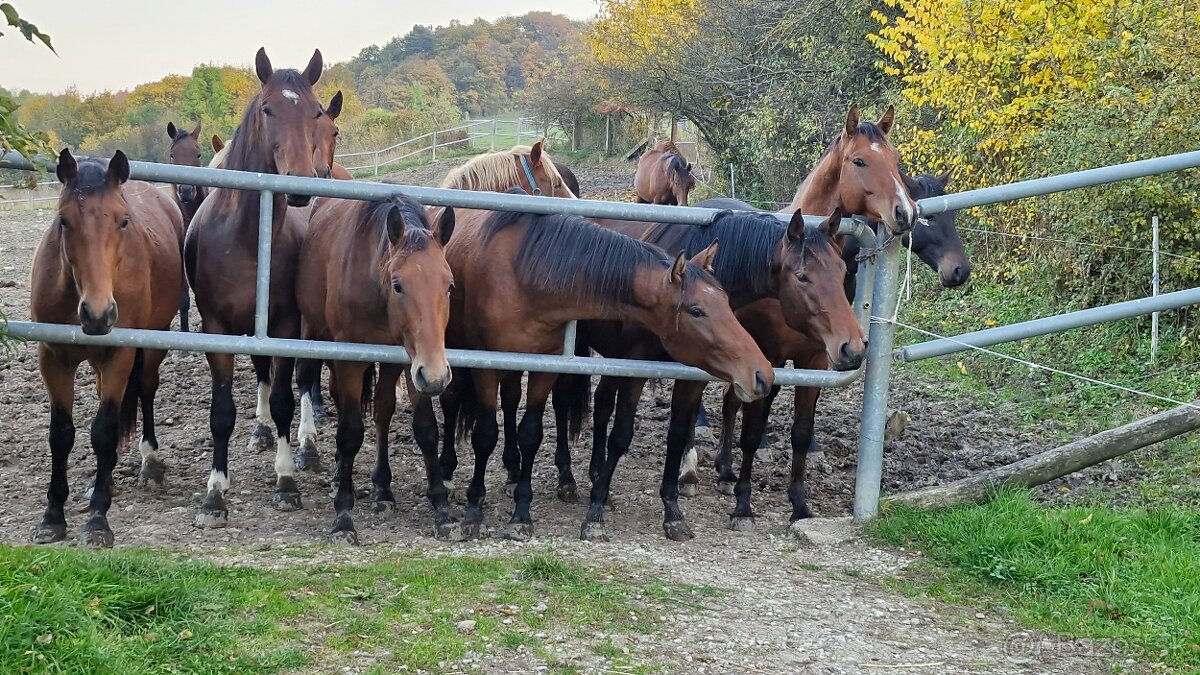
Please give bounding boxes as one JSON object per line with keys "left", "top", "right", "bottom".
{"left": 79, "top": 299, "right": 118, "bottom": 336}
{"left": 286, "top": 194, "right": 312, "bottom": 208}
{"left": 411, "top": 362, "right": 452, "bottom": 396}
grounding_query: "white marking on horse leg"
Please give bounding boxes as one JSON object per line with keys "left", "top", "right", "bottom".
{"left": 139, "top": 437, "right": 157, "bottom": 462}
{"left": 680, "top": 446, "right": 699, "bottom": 479}
{"left": 299, "top": 392, "right": 316, "bottom": 444}
{"left": 255, "top": 381, "right": 271, "bottom": 424}
{"left": 207, "top": 469, "right": 230, "bottom": 494}
{"left": 275, "top": 436, "right": 296, "bottom": 479}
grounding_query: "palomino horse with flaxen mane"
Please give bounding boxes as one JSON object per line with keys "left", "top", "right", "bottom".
{"left": 30, "top": 149, "right": 185, "bottom": 547}
{"left": 295, "top": 195, "right": 455, "bottom": 544}
{"left": 443, "top": 200, "right": 773, "bottom": 542}
{"left": 166, "top": 120, "right": 205, "bottom": 332}
{"left": 634, "top": 140, "right": 695, "bottom": 205}
{"left": 185, "top": 47, "right": 330, "bottom": 529}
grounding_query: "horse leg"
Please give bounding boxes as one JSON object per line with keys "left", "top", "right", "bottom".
{"left": 500, "top": 374, "right": 522, "bottom": 496}
{"left": 195, "top": 350, "right": 235, "bottom": 528}
{"left": 369, "top": 363, "right": 401, "bottom": 513}
{"left": 136, "top": 348, "right": 168, "bottom": 489}
{"left": 438, "top": 373, "right": 463, "bottom": 494}
{"left": 714, "top": 384, "right": 740, "bottom": 495}
{"left": 581, "top": 376, "right": 646, "bottom": 541}
{"left": 268, "top": 355, "right": 301, "bottom": 511}
{"left": 507, "top": 371, "right": 557, "bottom": 541}
{"left": 462, "top": 369, "right": 500, "bottom": 540}
{"left": 32, "top": 347, "right": 79, "bottom": 544}
{"left": 248, "top": 354, "right": 274, "bottom": 452}
{"left": 79, "top": 348, "right": 137, "bottom": 547}
{"left": 550, "top": 378, "right": 578, "bottom": 503}
{"left": 310, "top": 364, "right": 329, "bottom": 425}
{"left": 589, "top": 375, "right": 618, "bottom": 484}
{"left": 661, "top": 380, "right": 705, "bottom": 541}
{"left": 678, "top": 395, "right": 708, "bottom": 498}
{"left": 178, "top": 286, "right": 190, "bottom": 333}
{"left": 728, "top": 391, "right": 774, "bottom": 532}
{"left": 788, "top": 385, "right": 821, "bottom": 521}
{"left": 407, "top": 375, "right": 461, "bottom": 541}
{"left": 295, "top": 357, "right": 323, "bottom": 472}
{"left": 329, "top": 360, "right": 368, "bottom": 544}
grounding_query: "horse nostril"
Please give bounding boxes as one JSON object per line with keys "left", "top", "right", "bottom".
{"left": 413, "top": 366, "right": 428, "bottom": 389}
{"left": 754, "top": 370, "right": 769, "bottom": 396}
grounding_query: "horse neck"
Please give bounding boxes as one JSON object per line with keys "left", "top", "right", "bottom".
{"left": 788, "top": 150, "right": 842, "bottom": 215}
{"left": 219, "top": 118, "right": 289, "bottom": 238}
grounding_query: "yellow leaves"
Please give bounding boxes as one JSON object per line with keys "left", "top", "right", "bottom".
{"left": 589, "top": 0, "right": 701, "bottom": 70}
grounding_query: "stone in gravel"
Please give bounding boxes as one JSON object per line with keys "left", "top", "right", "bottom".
{"left": 456, "top": 620, "right": 476, "bottom": 634}
{"left": 789, "top": 517, "right": 857, "bottom": 546}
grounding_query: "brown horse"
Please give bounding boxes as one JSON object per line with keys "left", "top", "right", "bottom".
{"left": 634, "top": 140, "right": 695, "bottom": 205}
{"left": 209, "top": 90, "right": 348, "bottom": 179}
{"left": 167, "top": 120, "right": 205, "bottom": 332}
{"left": 576, "top": 208, "right": 863, "bottom": 539}
{"left": 30, "top": 149, "right": 184, "bottom": 547}
{"left": 553, "top": 160, "right": 581, "bottom": 198}
{"left": 439, "top": 141, "right": 576, "bottom": 197}
{"left": 295, "top": 195, "right": 455, "bottom": 544}
{"left": 444, "top": 203, "right": 772, "bottom": 541}
{"left": 185, "top": 47, "right": 328, "bottom": 528}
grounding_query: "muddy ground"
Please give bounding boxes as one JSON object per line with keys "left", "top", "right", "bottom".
{"left": 0, "top": 159, "right": 1127, "bottom": 673}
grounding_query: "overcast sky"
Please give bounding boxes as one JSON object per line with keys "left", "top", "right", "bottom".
{"left": 0, "top": 1, "right": 600, "bottom": 94}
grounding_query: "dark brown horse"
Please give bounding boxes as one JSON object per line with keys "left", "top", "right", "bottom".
{"left": 295, "top": 195, "right": 455, "bottom": 544}
{"left": 553, "top": 160, "right": 581, "bottom": 198}
{"left": 30, "top": 149, "right": 184, "bottom": 547}
{"left": 634, "top": 140, "right": 694, "bottom": 205}
{"left": 185, "top": 47, "right": 328, "bottom": 528}
{"left": 577, "top": 208, "right": 863, "bottom": 539}
{"left": 167, "top": 120, "right": 205, "bottom": 332}
{"left": 443, "top": 203, "right": 772, "bottom": 541}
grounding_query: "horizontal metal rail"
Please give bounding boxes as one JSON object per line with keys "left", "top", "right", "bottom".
{"left": 896, "top": 285, "right": 1200, "bottom": 362}
{"left": 4, "top": 322, "right": 861, "bottom": 388}
{"left": 917, "top": 150, "right": 1200, "bottom": 216}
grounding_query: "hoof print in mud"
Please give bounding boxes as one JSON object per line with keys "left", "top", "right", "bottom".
{"left": 580, "top": 521, "right": 609, "bottom": 542}
{"left": 31, "top": 523, "right": 67, "bottom": 544}
{"left": 663, "top": 520, "right": 693, "bottom": 542}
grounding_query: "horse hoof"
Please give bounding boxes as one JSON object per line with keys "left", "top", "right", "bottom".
{"left": 716, "top": 481, "right": 736, "bottom": 496}
{"left": 272, "top": 490, "right": 303, "bottom": 512}
{"left": 138, "top": 457, "right": 168, "bottom": 488}
{"left": 504, "top": 482, "right": 517, "bottom": 498}
{"left": 663, "top": 520, "right": 693, "bottom": 542}
{"left": 312, "top": 407, "right": 329, "bottom": 426}
{"left": 435, "top": 521, "right": 465, "bottom": 542}
{"left": 503, "top": 522, "right": 533, "bottom": 542}
{"left": 557, "top": 483, "right": 579, "bottom": 503}
{"left": 31, "top": 523, "right": 66, "bottom": 544}
{"left": 580, "top": 521, "right": 609, "bottom": 543}
{"left": 678, "top": 482, "right": 700, "bottom": 498}
{"left": 373, "top": 500, "right": 397, "bottom": 514}
{"left": 461, "top": 521, "right": 483, "bottom": 541}
{"left": 329, "top": 529, "right": 358, "bottom": 546}
{"left": 728, "top": 516, "right": 756, "bottom": 532}
{"left": 248, "top": 423, "right": 273, "bottom": 452}
{"left": 194, "top": 491, "right": 228, "bottom": 528}
{"left": 78, "top": 528, "right": 114, "bottom": 548}
{"left": 295, "top": 438, "right": 321, "bottom": 472}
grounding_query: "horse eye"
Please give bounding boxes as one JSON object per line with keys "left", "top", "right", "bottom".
{"left": 796, "top": 272, "right": 811, "bottom": 284}
{"left": 262, "top": 106, "right": 274, "bottom": 117}
{"left": 119, "top": 217, "right": 130, "bottom": 230}
{"left": 315, "top": 110, "right": 324, "bottom": 119}
{"left": 852, "top": 158, "right": 866, "bottom": 168}
{"left": 392, "top": 280, "right": 404, "bottom": 295}
{"left": 687, "top": 306, "right": 705, "bottom": 319}
{"left": 447, "top": 282, "right": 456, "bottom": 294}
{"left": 58, "top": 216, "right": 70, "bottom": 230}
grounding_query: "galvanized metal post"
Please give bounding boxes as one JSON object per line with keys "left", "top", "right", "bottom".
{"left": 254, "top": 190, "right": 273, "bottom": 339}
{"left": 1151, "top": 215, "right": 1160, "bottom": 366}
{"left": 853, "top": 252, "right": 876, "bottom": 334}
{"left": 491, "top": 120, "right": 497, "bottom": 152}
{"left": 854, "top": 233, "right": 903, "bottom": 521}
{"left": 562, "top": 320, "right": 578, "bottom": 356}
{"left": 373, "top": 151, "right": 379, "bottom": 177}
{"left": 516, "top": 118, "right": 522, "bottom": 145}
{"left": 431, "top": 130, "right": 437, "bottom": 161}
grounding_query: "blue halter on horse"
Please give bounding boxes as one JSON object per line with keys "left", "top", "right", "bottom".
{"left": 519, "top": 154, "right": 543, "bottom": 195}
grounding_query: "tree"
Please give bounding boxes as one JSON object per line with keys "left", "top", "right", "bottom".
{"left": 0, "top": 3, "right": 54, "bottom": 158}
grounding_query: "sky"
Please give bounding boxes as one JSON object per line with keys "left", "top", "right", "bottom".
{"left": 0, "top": 1, "right": 600, "bottom": 94}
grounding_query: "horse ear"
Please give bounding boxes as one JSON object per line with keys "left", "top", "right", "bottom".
{"left": 820, "top": 207, "right": 846, "bottom": 239}
{"left": 786, "top": 209, "right": 806, "bottom": 243}
{"left": 690, "top": 240, "right": 719, "bottom": 273}
{"left": 432, "top": 206, "right": 455, "bottom": 246}
{"left": 668, "top": 250, "right": 687, "bottom": 285}
{"left": 211, "top": 134, "right": 224, "bottom": 153}
{"left": 529, "top": 139, "right": 544, "bottom": 167}
{"left": 844, "top": 104, "right": 860, "bottom": 138}
{"left": 877, "top": 105, "right": 895, "bottom": 135}
{"left": 56, "top": 148, "right": 77, "bottom": 184}
{"left": 937, "top": 167, "right": 954, "bottom": 188}
{"left": 385, "top": 205, "right": 407, "bottom": 246}
{"left": 686, "top": 161, "right": 693, "bottom": 173}
{"left": 192, "top": 120, "right": 202, "bottom": 138}
{"left": 166, "top": 121, "right": 177, "bottom": 140}
{"left": 255, "top": 47, "right": 273, "bottom": 85}
{"left": 107, "top": 150, "right": 130, "bottom": 185}
{"left": 303, "top": 49, "right": 323, "bottom": 86}
{"left": 327, "top": 91, "right": 343, "bottom": 120}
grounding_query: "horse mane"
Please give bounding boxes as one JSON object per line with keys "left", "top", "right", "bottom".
{"left": 904, "top": 173, "right": 946, "bottom": 199}
{"left": 481, "top": 198, "right": 716, "bottom": 309}
{"left": 60, "top": 160, "right": 117, "bottom": 199}
{"left": 666, "top": 153, "right": 689, "bottom": 177}
{"left": 359, "top": 195, "right": 432, "bottom": 256}
{"left": 441, "top": 145, "right": 565, "bottom": 192}
{"left": 652, "top": 139, "right": 682, "bottom": 155}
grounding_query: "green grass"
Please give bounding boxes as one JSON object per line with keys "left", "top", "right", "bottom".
{"left": 869, "top": 491, "right": 1200, "bottom": 669}
{"left": 0, "top": 545, "right": 686, "bottom": 674}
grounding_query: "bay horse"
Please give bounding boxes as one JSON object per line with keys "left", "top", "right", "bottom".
{"left": 185, "top": 47, "right": 328, "bottom": 528}
{"left": 166, "top": 120, "right": 205, "bottom": 332}
{"left": 439, "top": 141, "right": 576, "bottom": 197}
{"left": 444, "top": 202, "right": 772, "bottom": 541}
{"left": 553, "top": 160, "right": 581, "bottom": 198}
{"left": 295, "top": 195, "right": 455, "bottom": 544}
{"left": 30, "top": 149, "right": 184, "bottom": 547}
{"left": 576, "top": 208, "right": 863, "bottom": 540}
{"left": 634, "top": 140, "right": 694, "bottom": 205}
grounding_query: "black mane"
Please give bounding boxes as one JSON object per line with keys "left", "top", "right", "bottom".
{"left": 481, "top": 206, "right": 717, "bottom": 308}
{"left": 67, "top": 161, "right": 116, "bottom": 196}
{"left": 904, "top": 173, "right": 947, "bottom": 199}
{"left": 360, "top": 195, "right": 432, "bottom": 254}
{"left": 666, "top": 153, "right": 689, "bottom": 177}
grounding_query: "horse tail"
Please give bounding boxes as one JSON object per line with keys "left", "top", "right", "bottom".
{"left": 454, "top": 368, "right": 478, "bottom": 444}
{"left": 557, "top": 340, "right": 592, "bottom": 443}
{"left": 118, "top": 349, "right": 145, "bottom": 446}
{"left": 360, "top": 363, "right": 376, "bottom": 416}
